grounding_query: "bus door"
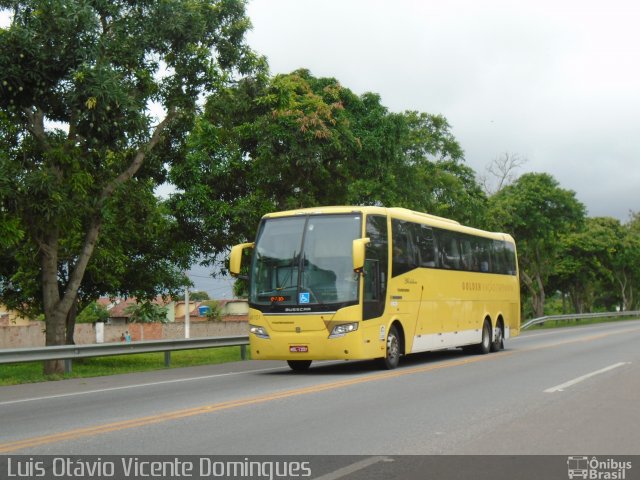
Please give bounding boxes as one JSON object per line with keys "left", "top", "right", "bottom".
{"left": 389, "top": 219, "right": 425, "bottom": 344}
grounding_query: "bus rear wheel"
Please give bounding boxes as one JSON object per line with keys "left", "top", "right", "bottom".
{"left": 287, "top": 360, "right": 312, "bottom": 371}
{"left": 491, "top": 322, "right": 504, "bottom": 352}
{"left": 379, "top": 325, "right": 401, "bottom": 370}
{"left": 475, "top": 320, "right": 491, "bottom": 355}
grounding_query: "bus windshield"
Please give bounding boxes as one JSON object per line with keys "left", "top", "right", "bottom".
{"left": 250, "top": 214, "right": 362, "bottom": 309}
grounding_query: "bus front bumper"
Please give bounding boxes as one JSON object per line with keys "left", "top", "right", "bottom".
{"left": 250, "top": 330, "right": 382, "bottom": 361}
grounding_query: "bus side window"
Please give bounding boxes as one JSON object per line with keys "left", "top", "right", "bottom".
{"left": 437, "top": 231, "right": 461, "bottom": 270}
{"left": 505, "top": 241, "right": 517, "bottom": 275}
{"left": 460, "top": 236, "right": 474, "bottom": 271}
{"left": 492, "top": 240, "right": 507, "bottom": 274}
{"left": 478, "top": 238, "right": 492, "bottom": 272}
{"left": 364, "top": 259, "right": 380, "bottom": 300}
{"left": 414, "top": 224, "right": 437, "bottom": 268}
{"left": 391, "top": 219, "right": 417, "bottom": 276}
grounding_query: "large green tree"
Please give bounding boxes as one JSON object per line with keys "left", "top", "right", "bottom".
{"left": 487, "top": 172, "right": 586, "bottom": 317}
{"left": 614, "top": 213, "right": 640, "bottom": 310}
{"left": 0, "top": 181, "right": 193, "bottom": 344}
{"left": 552, "top": 217, "right": 621, "bottom": 313}
{"left": 0, "top": 0, "right": 257, "bottom": 373}
{"left": 170, "top": 69, "right": 485, "bottom": 267}
{"left": 552, "top": 215, "right": 640, "bottom": 313}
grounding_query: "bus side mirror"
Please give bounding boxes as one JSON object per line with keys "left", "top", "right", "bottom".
{"left": 230, "top": 242, "right": 254, "bottom": 278}
{"left": 352, "top": 238, "right": 371, "bottom": 272}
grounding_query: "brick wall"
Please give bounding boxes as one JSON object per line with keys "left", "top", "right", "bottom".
{"left": 0, "top": 319, "right": 248, "bottom": 349}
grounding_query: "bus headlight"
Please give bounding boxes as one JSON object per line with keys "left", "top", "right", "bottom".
{"left": 329, "top": 322, "right": 359, "bottom": 339}
{"left": 249, "top": 324, "right": 270, "bottom": 339}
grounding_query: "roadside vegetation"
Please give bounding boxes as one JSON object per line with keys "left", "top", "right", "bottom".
{"left": 0, "top": 347, "right": 248, "bottom": 386}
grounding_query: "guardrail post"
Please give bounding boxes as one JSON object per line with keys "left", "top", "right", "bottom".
{"left": 64, "top": 359, "right": 72, "bottom": 374}
{"left": 240, "top": 345, "right": 247, "bottom": 360}
{"left": 164, "top": 351, "right": 171, "bottom": 368}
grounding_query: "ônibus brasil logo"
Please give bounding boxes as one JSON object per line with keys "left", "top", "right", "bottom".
{"left": 567, "top": 456, "right": 632, "bottom": 480}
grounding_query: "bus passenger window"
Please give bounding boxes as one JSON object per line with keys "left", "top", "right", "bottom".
{"left": 392, "top": 219, "right": 417, "bottom": 276}
{"left": 414, "top": 224, "right": 437, "bottom": 267}
{"left": 460, "top": 237, "right": 474, "bottom": 271}
{"left": 437, "top": 231, "right": 461, "bottom": 270}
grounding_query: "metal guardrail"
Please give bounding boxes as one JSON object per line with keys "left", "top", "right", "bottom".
{"left": 521, "top": 310, "right": 640, "bottom": 330}
{"left": 0, "top": 335, "right": 250, "bottom": 374}
{"left": 3, "top": 312, "right": 639, "bottom": 372}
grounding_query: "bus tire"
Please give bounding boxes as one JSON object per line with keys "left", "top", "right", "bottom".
{"left": 379, "top": 325, "right": 401, "bottom": 370}
{"left": 287, "top": 360, "right": 312, "bottom": 371}
{"left": 491, "top": 321, "right": 504, "bottom": 352}
{"left": 475, "top": 320, "right": 491, "bottom": 355}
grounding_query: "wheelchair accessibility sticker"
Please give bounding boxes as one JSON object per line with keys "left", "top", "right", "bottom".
{"left": 299, "top": 292, "right": 310, "bottom": 304}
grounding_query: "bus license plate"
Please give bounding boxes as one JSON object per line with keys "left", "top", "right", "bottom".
{"left": 290, "top": 346, "right": 308, "bottom": 353}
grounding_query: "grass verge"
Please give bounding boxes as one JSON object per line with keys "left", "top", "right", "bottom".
{"left": 0, "top": 346, "right": 248, "bottom": 386}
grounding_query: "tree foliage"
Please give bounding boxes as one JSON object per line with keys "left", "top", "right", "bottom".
{"left": 169, "top": 69, "right": 487, "bottom": 270}
{"left": 124, "top": 301, "right": 168, "bottom": 324}
{"left": 0, "top": 0, "right": 258, "bottom": 373}
{"left": 553, "top": 217, "right": 620, "bottom": 313}
{"left": 611, "top": 213, "right": 640, "bottom": 310}
{"left": 76, "top": 300, "right": 108, "bottom": 324}
{"left": 487, "top": 172, "right": 586, "bottom": 317}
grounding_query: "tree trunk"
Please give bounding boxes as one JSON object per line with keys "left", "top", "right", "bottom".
{"left": 41, "top": 222, "right": 99, "bottom": 374}
{"left": 44, "top": 310, "right": 67, "bottom": 375}
{"left": 616, "top": 274, "right": 629, "bottom": 311}
{"left": 41, "top": 229, "right": 65, "bottom": 375}
{"left": 534, "top": 273, "right": 545, "bottom": 317}
{"left": 522, "top": 270, "right": 545, "bottom": 318}
{"left": 65, "top": 298, "right": 79, "bottom": 345}
{"left": 37, "top": 110, "right": 174, "bottom": 376}
{"left": 531, "top": 293, "right": 544, "bottom": 318}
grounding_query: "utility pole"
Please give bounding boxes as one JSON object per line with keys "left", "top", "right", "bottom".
{"left": 185, "top": 284, "right": 190, "bottom": 339}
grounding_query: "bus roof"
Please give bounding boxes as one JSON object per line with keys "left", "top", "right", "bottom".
{"left": 261, "top": 206, "right": 514, "bottom": 243}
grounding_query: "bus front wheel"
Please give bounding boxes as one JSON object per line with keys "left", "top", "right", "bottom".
{"left": 379, "top": 325, "right": 401, "bottom": 370}
{"left": 287, "top": 360, "right": 312, "bottom": 371}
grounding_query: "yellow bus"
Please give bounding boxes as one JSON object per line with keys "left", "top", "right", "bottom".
{"left": 230, "top": 206, "right": 520, "bottom": 370}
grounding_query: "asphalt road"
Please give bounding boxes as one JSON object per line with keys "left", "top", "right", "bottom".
{"left": 1, "top": 320, "right": 639, "bottom": 457}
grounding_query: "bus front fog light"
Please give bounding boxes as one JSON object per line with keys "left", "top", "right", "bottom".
{"left": 329, "top": 322, "right": 359, "bottom": 338}
{"left": 250, "top": 324, "right": 270, "bottom": 339}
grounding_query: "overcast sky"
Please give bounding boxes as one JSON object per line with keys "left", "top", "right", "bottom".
{"left": 245, "top": 0, "right": 639, "bottom": 221}
{"left": 2, "top": 2, "right": 638, "bottom": 221}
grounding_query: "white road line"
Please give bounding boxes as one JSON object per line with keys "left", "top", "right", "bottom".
{"left": 544, "top": 362, "right": 630, "bottom": 393}
{"left": 0, "top": 359, "right": 349, "bottom": 407}
{"left": 0, "top": 366, "right": 288, "bottom": 407}
{"left": 312, "top": 456, "right": 393, "bottom": 480}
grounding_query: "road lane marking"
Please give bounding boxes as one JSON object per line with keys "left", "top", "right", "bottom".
{"left": 0, "top": 366, "right": 290, "bottom": 407}
{"left": 0, "top": 361, "right": 348, "bottom": 407}
{"left": 0, "top": 353, "right": 511, "bottom": 453}
{"left": 544, "top": 362, "right": 631, "bottom": 393}
{"left": 1, "top": 325, "right": 639, "bottom": 453}
{"left": 519, "top": 326, "right": 640, "bottom": 353}
{"left": 313, "top": 456, "right": 393, "bottom": 480}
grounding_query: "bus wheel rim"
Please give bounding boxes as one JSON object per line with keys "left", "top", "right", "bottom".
{"left": 483, "top": 324, "right": 490, "bottom": 349}
{"left": 388, "top": 332, "right": 399, "bottom": 360}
